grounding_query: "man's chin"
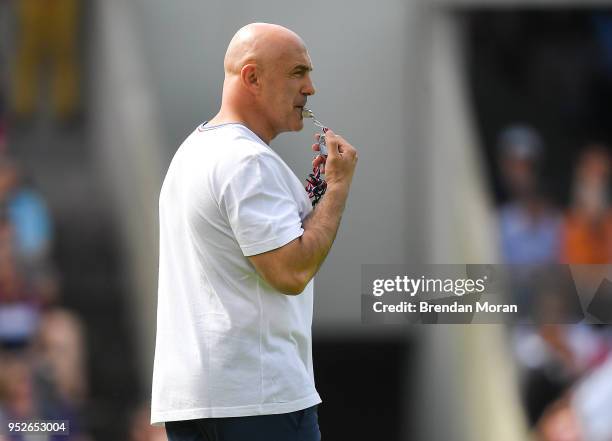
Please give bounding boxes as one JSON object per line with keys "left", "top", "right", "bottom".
{"left": 276, "top": 116, "right": 304, "bottom": 135}
{"left": 292, "top": 116, "right": 305, "bottom": 131}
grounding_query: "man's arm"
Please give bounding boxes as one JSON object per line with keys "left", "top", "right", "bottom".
{"left": 248, "top": 130, "right": 358, "bottom": 295}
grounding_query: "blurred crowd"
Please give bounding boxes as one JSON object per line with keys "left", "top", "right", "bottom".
{"left": 0, "top": 107, "right": 91, "bottom": 440}
{"left": 495, "top": 124, "right": 612, "bottom": 441}
{"left": 0, "top": 1, "right": 165, "bottom": 440}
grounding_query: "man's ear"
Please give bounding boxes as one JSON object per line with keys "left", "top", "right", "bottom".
{"left": 240, "top": 64, "right": 261, "bottom": 94}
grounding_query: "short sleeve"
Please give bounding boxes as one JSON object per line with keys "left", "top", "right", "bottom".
{"left": 219, "top": 153, "right": 304, "bottom": 256}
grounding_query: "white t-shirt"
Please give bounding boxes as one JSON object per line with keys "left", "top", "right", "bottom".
{"left": 151, "top": 122, "right": 321, "bottom": 425}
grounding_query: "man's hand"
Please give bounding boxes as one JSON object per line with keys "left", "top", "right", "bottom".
{"left": 312, "top": 130, "right": 358, "bottom": 188}
{"left": 249, "top": 131, "right": 358, "bottom": 295}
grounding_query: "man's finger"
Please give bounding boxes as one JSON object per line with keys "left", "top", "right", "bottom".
{"left": 312, "top": 155, "right": 326, "bottom": 168}
{"left": 324, "top": 129, "right": 340, "bottom": 157}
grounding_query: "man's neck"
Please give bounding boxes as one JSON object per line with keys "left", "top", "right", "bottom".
{"left": 208, "top": 109, "right": 275, "bottom": 145}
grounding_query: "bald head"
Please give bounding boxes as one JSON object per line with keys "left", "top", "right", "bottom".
{"left": 224, "top": 23, "right": 306, "bottom": 76}
{"left": 211, "top": 23, "right": 315, "bottom": 143}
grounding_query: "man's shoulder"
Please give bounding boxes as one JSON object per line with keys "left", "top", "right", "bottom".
{"left": 176, "top": 124, "right": 289, "bottom": 188}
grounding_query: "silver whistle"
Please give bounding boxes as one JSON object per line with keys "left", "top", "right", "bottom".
{"left": 302, "top": 108, "right": 328, "bottom": 157}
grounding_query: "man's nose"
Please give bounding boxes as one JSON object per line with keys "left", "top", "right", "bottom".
{"left": 303, "top": 77, "right": 315, "bottom": 96}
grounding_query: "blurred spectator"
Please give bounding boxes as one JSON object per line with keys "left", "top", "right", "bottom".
{"left": 33, "top": 308, "right": 87, "bottom": 407}
{"left": 535, "top": 144, "right": 612, "bottom": 440}
{"left": 0, "top": 349, "right": 90, "bottom": 441}
{"left": 11, "top": 0, "right": 81, "bottom": 122}
{"left": 561, "top": 145, "right": 612, "bottom": 263}
{"left": 0, "top": 355, "right": 37, "bottom": 420}
{"left": 497, "top": 125, "right": 576, "bottom": 427}
{"left": 0, "top": 158, "right": 52, "bottom": 266}
{"left": 0, "top": 258, "right": 39, "bottom": 349}
{"left": 497, "top": 124, "right": 562, "bottom": 265}
{"left": 0, "top": 155, "right": 59, "bottom": 349}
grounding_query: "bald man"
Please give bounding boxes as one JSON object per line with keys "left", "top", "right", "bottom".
{"left": 151, "top": 23, "right": 357, "bottom": 441}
